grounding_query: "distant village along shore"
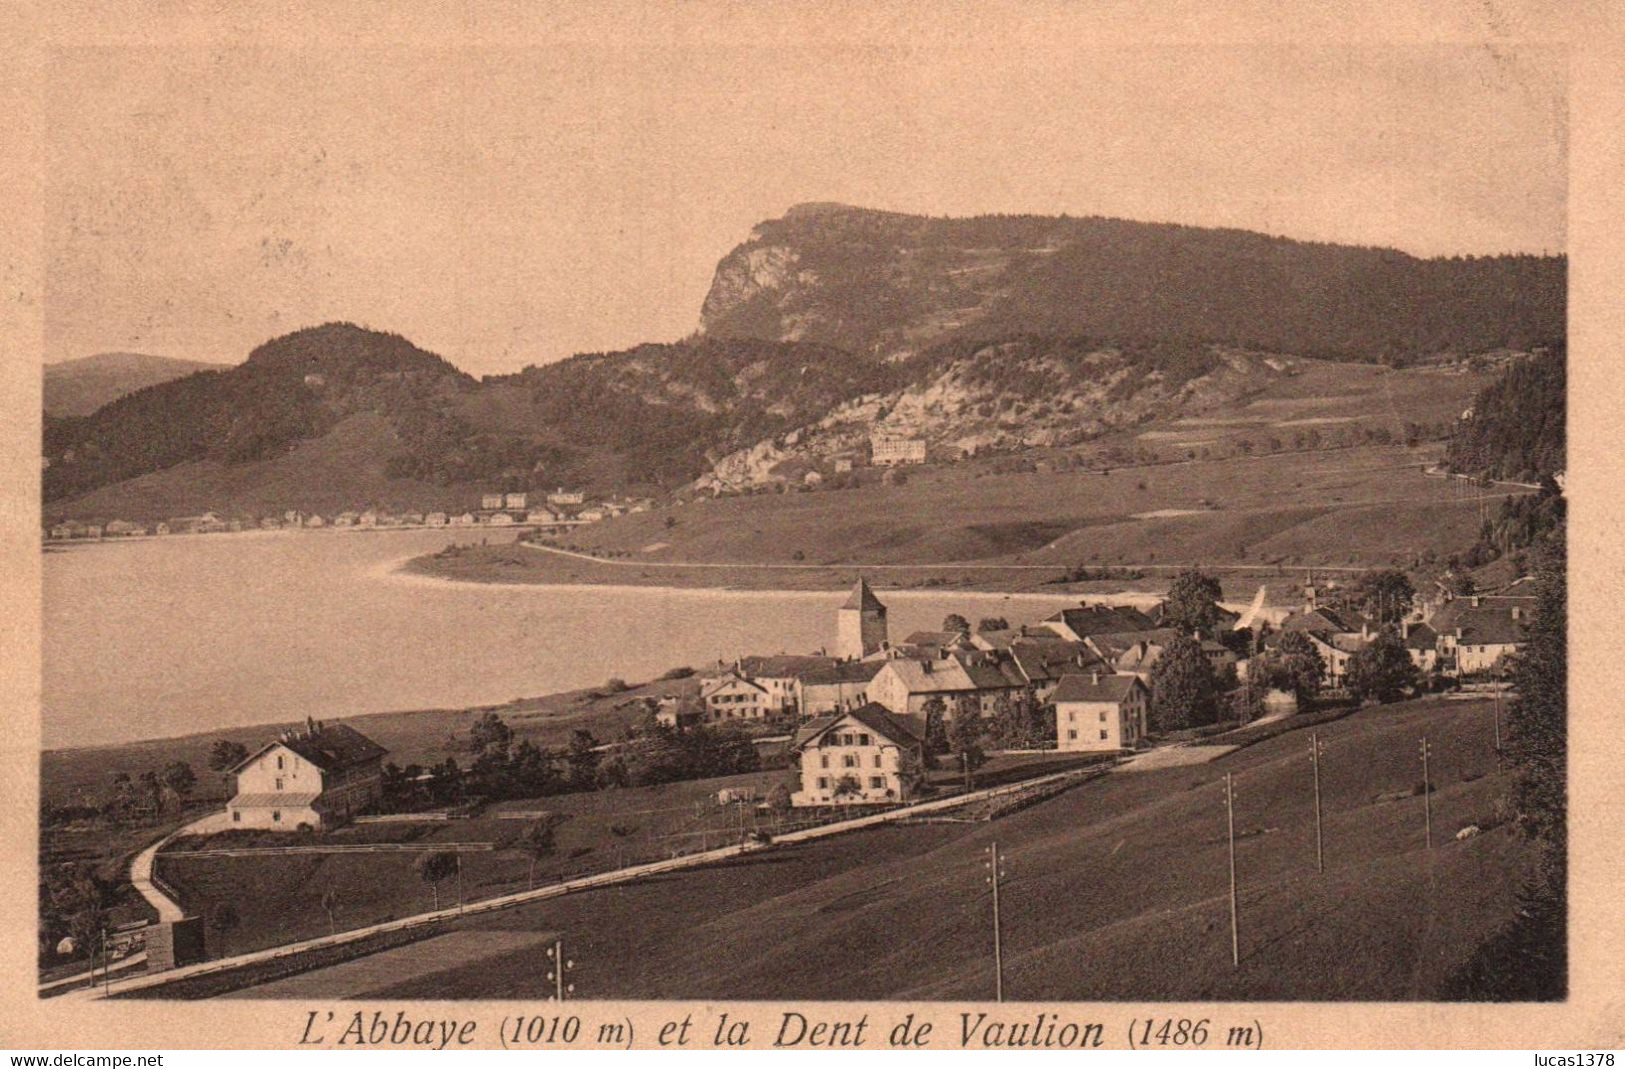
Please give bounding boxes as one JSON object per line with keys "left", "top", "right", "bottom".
{"left": 44, "top": 487, "right": 651, "bottom": 543}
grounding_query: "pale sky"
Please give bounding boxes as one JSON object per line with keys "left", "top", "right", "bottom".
{"left": 43, "top": 33, "right": 1566, "bottom": 376}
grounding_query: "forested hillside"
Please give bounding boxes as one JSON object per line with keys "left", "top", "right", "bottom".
{"left": 703, "top": 205, "right": 1566, "bottom": 363}
{"left": 44, "top": 353, "right": 230, "bottom": 418}
{"left": 1443, "top": 348, "right": 1566, "bottom": 481}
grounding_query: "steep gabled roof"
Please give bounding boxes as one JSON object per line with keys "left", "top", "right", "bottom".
{"left": 1279, "top": 607, "right": 1354, "bottom": 634}
{"left": 232, "top": 722, "right": 387, "bottom": 775}
{"left": 841, "top": 577, "right": 887, "bottom": 612}
{"left": 1052, "top": 672, "right": 1146, "bottom": 704}
{"left": 1086, "top": 627, "right": 1183, "bottom": 659}
{"left": 1008, "top": 640, "right": 1103, "bottom": 684}
{"left": 792, "top": 702, "right": 923, "bottom": 751}
{"left": 1044, "top": 603, "right": 1156, "bottom": 638}
{"left": 798, "top": 660, "right": 885, "bottom": 686}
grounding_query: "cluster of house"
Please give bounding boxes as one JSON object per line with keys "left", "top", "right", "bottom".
{"left": 46, "top": 488, "right": 653, "bottom": 542}
{"left": 677, "top": 574, "right": 1535, "bottom": 809}
{"left": 219, "top": 573, "right": 1535, "bottom": 829}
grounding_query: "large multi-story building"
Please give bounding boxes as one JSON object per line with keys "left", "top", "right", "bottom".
{"left": 226, "top": 719, "right": 387, "bottom": 830}
{"left": 869, "top": 434, "right": 927, "bottom": 466}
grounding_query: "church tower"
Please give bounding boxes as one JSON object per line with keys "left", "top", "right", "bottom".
{"left": 837, "top": 576, "right": 888, "bottom": 660}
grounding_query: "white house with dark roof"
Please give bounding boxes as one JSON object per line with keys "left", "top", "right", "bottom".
{"left": 700, "top": 672, "right": 774, "bottom": 721}
{"left": 790, "top": 703, "right": 925, "bottom": 806}
{"left": 227, "top": 718, "right": 387, "bottom": 830}
{"left": 1052, "top": 672, "right": 1149, "bottom": 752}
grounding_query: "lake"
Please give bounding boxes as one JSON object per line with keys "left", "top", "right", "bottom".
{"left": 44, "top": 530, "right": 1099, "bottom": 749}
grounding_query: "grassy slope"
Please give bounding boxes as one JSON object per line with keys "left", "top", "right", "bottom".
{"left": 241, "top": 696, "right": 1529, "bottom": 1001}
{"left": 415, "top": 442, "right": 1508, "bottom": 591}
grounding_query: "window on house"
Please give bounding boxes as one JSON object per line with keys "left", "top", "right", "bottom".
{"left": 1068, "top": 729, "right": 1077, "bottom": 740}
{"left": 820, "top": 755, "right": 830, "bottom": 768}
{"left": 844, "top": 755, "right": 858, "bottom": 768}
{"left": 873, "top": 755, "right": 882, "bottom": 768}
{"left": 1100, "top": 730, "right": 1108, "bottom": 740}
{"left": 274, "top": 777, "right": 284, "bottom": 791}
{"left": 272, "top": 810, "right": 282, "bottom": 822}
{"left": 870, "top": 776, "right": 885, "bottom": 789}
{"left": 817, "top": 776, "right": 828, "bottom": 789}
{"left": 858, "top": 733, "right": 871, "bottom": 745}
{"left": 232, "top": 811, "right": 241, "bottom": 823}
{"left": 276, "top": 755, "right": 284, "bottom": 770}
{"left": 1099, "top": 710, "right": 1107, "bottom": 722}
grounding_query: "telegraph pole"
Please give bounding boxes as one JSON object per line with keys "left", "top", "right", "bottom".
{"left": 546, "top": 939, "right": 575, "bottom": 1001}
{"left": 456, "top": 852, "right": 465, "bottom": 914}
{"left": 1310, "top": 733, "right": 1325, "bottom": 874}
{"left": 1420, "top": 736, "right": 1433, "bottom": 850}
{"left": 1492, "top": 680, "right": 1503, "bottom": 756}
{"left": 1225, "top": 773, "right": 1239, "bottom": 967}
{"left": 985, "top": 842, "right": 1006, "bottom": 1002}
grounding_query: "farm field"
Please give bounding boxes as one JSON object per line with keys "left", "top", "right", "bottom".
{"left": 411, "top": 441, "right": 1522, "bottom": 591}
{"left": 151, "top": 750, "right": 1110, "bottom": 961}
{"left": 220, "top": 696, "right": 1530, "bottom": 1001}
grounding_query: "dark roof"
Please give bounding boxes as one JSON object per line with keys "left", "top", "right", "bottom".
{"left": 792, "top": 702, "right": 923, "bottom": 751}
{"left": 738, "top": 654, "right": 840, "bottom": 678}
{"left": 1052, "top": 672, "right": 1145, "bottom": 704}
{"left": 234, "top": 722, "right": 387, "bottom": 774}
{"left": 841, "top": 577, "right": 886, "bottom": 612}
{"left": 1087, "top": 628, "right": 1183, "bottom": 658}
{"left": 901, "top": 630, "right": 968, "bottom": 649}
{"left": 1402, "top": 622, "right": 1439, "bottom": 650}
{"left": 1046, "top": 604, "right": 1156, "bottom": 637}
{"left": 1008, "top": 640, "right": 1102, "bottom": 683}
{"left": 954, "top": 652, "right": 1029, "bottom": 690}
{"left": 1447, "top": 609, "right": 1529, "bottom": 646}
{"left": 1279, "top": 607, "right": 1355, "bottom": 633}
{"left": 798, "top": 660, "right": 885, "bottom": 686}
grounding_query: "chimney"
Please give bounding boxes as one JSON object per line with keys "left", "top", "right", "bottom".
{"left": 1511, "top": 606, "right": 1523, "bottom": 620}
{"left": 1470, "top": 595, "right": 1481, "bottom": 608}
{"left": 1401, "top": 620, "right": 1412, "bottom": 638}
{"left": 1091, "top": 671, "right": 1101, "bottom": 686}
{"left": 305, "top": 715, "right": 316, "bottom": 736}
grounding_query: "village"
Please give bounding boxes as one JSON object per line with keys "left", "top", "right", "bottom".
{"left": 44, "top": 488, "right": 652, "bottom": 542}
{"left": 38, "top": 556, "right": 1535, "bottom": 992}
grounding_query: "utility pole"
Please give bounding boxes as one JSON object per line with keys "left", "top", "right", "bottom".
{"left": 1420, "top": 736, "right": 1433, "bottom": 850}
{"left": 962, "top": 751, "right": 972, "bottom": 794}
{"left": 984, "top": 842, "right": 1006, "bottom": 1002}
{"left": 102, "top": 927, "right": 111, "bottom": 998}
{"left": 457, "top": 852, "right": 465, "bottom": 914}
{"left": 545, "top": 939, "right": 575, "bottom": 1001}
{"left": 1492, "top": 679, "right": 1503, "bottom": 756}
{"left": 1224, "top": 772, "right": 1239, "bottom": 967}
{"left": 1310, "top": 733, "right": 1325, "bottom": 874}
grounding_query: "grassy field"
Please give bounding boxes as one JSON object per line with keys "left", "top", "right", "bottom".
{"left": 219, "top": 696, "right": 1529, "bottom": 1001}
{"left": 150, "top": 749, "right": 1107, "bottom": 960}
{"left": 407, "top": 440, "right": 1520, "bottom": 595}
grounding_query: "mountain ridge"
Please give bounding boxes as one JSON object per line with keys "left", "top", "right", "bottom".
{"left": 44, "top": 352, "right": 232, "bottom": 418}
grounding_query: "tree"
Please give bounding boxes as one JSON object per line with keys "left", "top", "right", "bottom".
{"left": 767, "top": 782, "right": 793, "bottom": 818}
{"left": 920, "top": 696, "right": 950, "bottom": 760}
{"left": 1257, "top": 631, "right": 1326, "bottom": 702}
{"left": 1345, "top": 628, "right": 1418, "bottom": 703}
{"left": 43, "top": 865, "right": 105, "bottom": 961}
{"left": 1507, "top": 526, "right": 1566, "bottom": 866}
{"left": 416, "top": 850, "right": 460, "bottom": 910}
{"left": 1349, "top": 568, "right": 1416, "bottom": 625}
{"left": 831, "top": 774, "right": 862, "bottom": 801}
{"left": 946, "top": 696, "right": 987, "bottom": 773}
{"left": 161, "top": 761, "right": 197, "bottom": 804}
{"left": 319, "top": 884, "right": 339, "bottom": 936}
{"left": 565, "top": 730, "right": 601, "bottom": 792}
{"left": 942, "top": 614, "right": 971, "bottom": 635}
{"left": 977, "top": 616, "right": 1011, "bottom": 633}
{"left": 516, "top": 817, "right": 560, "bottom": 888}
{"left": 1148, "top": 635, "right": 1220, "bottom": 731}
{"left": 468, "top": 712, "right": 513, "bottom": 761}
{"left": 1162, "top": 568, "right": 1225, "bottom": 637}
{"left": 207, "top": 740, "right": 248, "bottom": 773}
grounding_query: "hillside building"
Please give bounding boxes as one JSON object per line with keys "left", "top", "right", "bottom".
{"left": 869, "top": 434, "right": 927, "bottom": 466}
{"left": 1052, "top": 672, "right": 1149, "bottom": 752}
{"left": 226, "top": 719, "right": 387, "bottom": 830}
{"left": 790, "top": 703, "right": 925, "bottom": 806}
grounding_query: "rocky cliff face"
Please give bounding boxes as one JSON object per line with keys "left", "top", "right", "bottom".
{"left": 699, "top": 204, "right": 1565, "bottom": 364}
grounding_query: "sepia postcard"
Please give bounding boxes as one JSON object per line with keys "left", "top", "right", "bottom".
{"left": 2, "top": 0, "right": 1622, "bottom": 1053}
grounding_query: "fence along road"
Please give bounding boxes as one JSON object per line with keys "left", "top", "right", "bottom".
{"left": 71, "top": 764, "right": 1107, "bottom": 1000}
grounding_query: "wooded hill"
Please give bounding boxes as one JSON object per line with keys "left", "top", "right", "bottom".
{"left": 43, "top": 207, "right": 1566, "bottom": 517}
{"left": 1443, "top": 348, "right": 1566, "bottom": 482}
